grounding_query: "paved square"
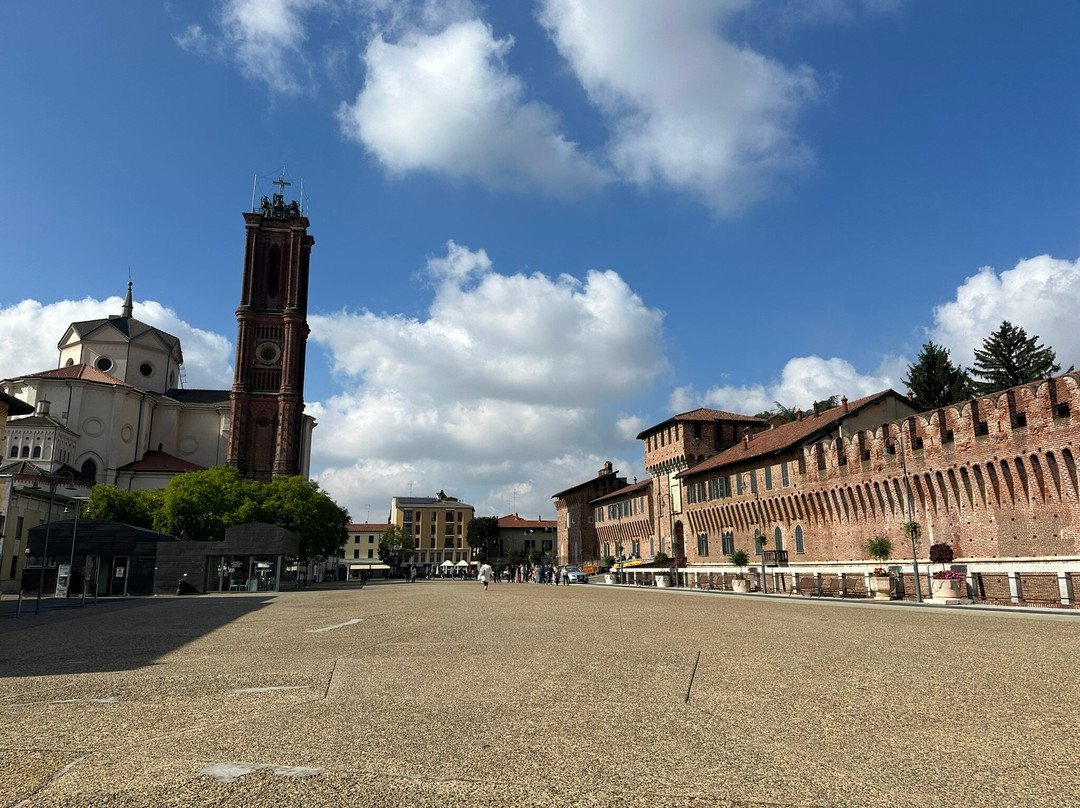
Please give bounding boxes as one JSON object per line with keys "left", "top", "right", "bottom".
{"left": 1, "top": 582, "right": 1077, "bottom": 807}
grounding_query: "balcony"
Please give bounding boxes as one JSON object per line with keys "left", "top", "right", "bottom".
{"left": 762, "top": 550, "right": 789, "bottom": 567}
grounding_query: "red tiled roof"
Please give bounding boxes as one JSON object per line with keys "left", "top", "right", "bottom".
{"left": 552, "top": 468, "right": 624, "bottom": 499}
{"left": 498, "top": 513, "right": 557, "bottom": 530}
{"left": 117, "top": 450, "right": 205, "bottom": 473}
{"left": 677, "top": 390, "right": 907, "bottom": 478}
{"left": 590, "top": 478, "right": 652, "bottom": 505}
{"left": 636, "top": 408, "right": 765, "bottom": 439}
{"left": 21, "top": 364, "right": 135, "bottom": 388}
{"left": 347, "top": 523, "right": 389, "bottom": 532}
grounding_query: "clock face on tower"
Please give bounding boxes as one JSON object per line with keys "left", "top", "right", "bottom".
{"left": 255, "top": 340, "right": 282, "bottom": 366}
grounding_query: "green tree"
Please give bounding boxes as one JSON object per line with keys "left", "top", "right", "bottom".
{"left": 85, "top": 485, "right": 161, "bottom": 529}
{"left": 755, "top": 396, "right": 840, "bottom": 422}
{"left": 728, "top": 548, "right": 750, "bottom": 579}
{"left": 154, "top": 466, "right": 260, "bottom": 541}
{"left": 864, "top": 535, "right": 893, "bottom": 565}
{"left": 256, "top": 476, "right": 350, "bottom": 562}
{"left": 969, "top": 320, "right": 1061, "bottom": 394}
{"left": 465, "top": 516, "right": 501, "bottom": 561}
{"left": 378, "top": 524, "right": 415, "bottom": 572}
{"left": 903, "top": 341, "right": 973, "bottom": 411}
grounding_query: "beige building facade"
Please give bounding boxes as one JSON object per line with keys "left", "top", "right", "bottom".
{"left": 389, "top": 491, "right": 475, "bottom": 567}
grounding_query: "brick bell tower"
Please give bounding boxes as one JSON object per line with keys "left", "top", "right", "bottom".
{"left": 227, "top": 177, "right": 313, "bottom": 481}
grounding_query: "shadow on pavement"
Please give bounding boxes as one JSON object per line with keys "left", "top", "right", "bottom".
{"left": 0, "top": 594, "right": 276, "bottom": 679}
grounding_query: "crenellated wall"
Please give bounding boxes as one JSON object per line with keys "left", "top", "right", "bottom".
{"left": 681, "top": 374, "right": 1080, "bottom": 569}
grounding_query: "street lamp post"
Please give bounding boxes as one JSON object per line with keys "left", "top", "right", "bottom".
{"left": 34, "top": 470, "right": 75, "bottom": 614}
{"left": 66, "top": 497, "right": 90, "bottom": 599}
{"left": 744, "top": 473, "right": 766, "bottom": 593}
{"left": 888, "top": 429, "right": 923, "bottom": 603}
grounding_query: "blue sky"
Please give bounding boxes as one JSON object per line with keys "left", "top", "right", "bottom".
{"left": 3, "top": 0, "right": 1079, "bottom": 523}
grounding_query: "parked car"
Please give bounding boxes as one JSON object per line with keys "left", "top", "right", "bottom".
{"left": 563, "top": 566, "right": 588, "bottom": 584}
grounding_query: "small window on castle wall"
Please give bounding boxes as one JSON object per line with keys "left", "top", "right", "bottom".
{"left": 975, "top": 420, "right": 989, "bottom": 436}
{"left": 913, "top": 436, "right": 924, "bottom": 450}
{"left": 943, "top": 429, "right": 954, "bottom": 444}
{"left": 1055, "top": 403, "right": 1071, "bottom": 419}
{"left": 1014, "top": 412, "right": 1027, "bottom": 428}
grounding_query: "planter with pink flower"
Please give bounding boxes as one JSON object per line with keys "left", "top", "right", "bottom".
{"left": 931, "top": 569, "right": 966, "bottom": 600}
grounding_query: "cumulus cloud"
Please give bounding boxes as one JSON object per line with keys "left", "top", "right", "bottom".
{"left": 670, "top": 355, "right": 899, "bottom": 415}
{"left": 307, "top": 241, "right": 665, "bottom": 518}
{"left": 175, "top": 0, "right": 325, "bottom": 94}
{"left": 538, "top": 0, "right": 820, "bottom": 212}
{"left": 337, "top": 18, "right": 607, "bottom": 193}
{"left": 0, "top": 297, "right": 234, "bottom": 389}
{"left": 929, "top": 255, "right": 1080, "bottom": 372}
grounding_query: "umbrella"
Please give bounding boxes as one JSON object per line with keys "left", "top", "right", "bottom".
{"left": 440, "top": 560, "right": 454, "bottom": 568}
{"left": 455, "top": 560, "right": 469, "bottom": 567}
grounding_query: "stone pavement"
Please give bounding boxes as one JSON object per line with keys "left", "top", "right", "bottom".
{"left": 1, "top": 580, "right": 1078, "bottom": 807}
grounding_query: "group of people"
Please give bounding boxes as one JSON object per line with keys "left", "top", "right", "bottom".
{"left": 404, "top": 562, "right": 576, "bottom": 590}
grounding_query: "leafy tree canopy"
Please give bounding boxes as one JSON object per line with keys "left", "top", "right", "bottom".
{"left": 255, "top": 476, "right": 350, "bottom": 561}
{"left": 903, "top": 341, "right": 973, "bottom": 411}
{"left": 154, "top": 466, "right": 261, "bottom": 541}
{"left": 465, "top": 516, "right": 501, "bottom": 561}
{"left": 85, "top": 485, "right": 160, "bottom": 529}
{"left": 969, "top": 320, "right": 1061, "bottom": 395}
{"left": 754, "top": 395, "right": 840, "bottom": 422}
{"left": 378, "top": 524, "right": 415, "bottom": 571}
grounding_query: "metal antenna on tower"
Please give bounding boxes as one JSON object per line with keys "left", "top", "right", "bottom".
{"left": 365, "top": 504, "right": 370, "bottom": 522}
{"left": 408, "top": 481, "right": 415, "bottom": 496}
{"left": 300, "top": 177, "right": 304, "bottom": 214}
{"left": 250, "top": 173, "right": 258, "bottom": 212}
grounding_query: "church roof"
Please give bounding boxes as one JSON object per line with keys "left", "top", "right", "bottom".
{"left": 5, "top": 413, "right": 79, "bottom": 435}
{"left": 161, "top": 389, "right": 231, "bottom": 405}
{"left": 61, "top": 283, "right": 183, "bottom": 362}
{"left": 16, "top": 364, "right": 136, "bottom": 388}
{"left": 0, "top": 461, "right": 95, "bottom": 482}
{"left": 116, "top": 450, "right": 205, "bottom": 473}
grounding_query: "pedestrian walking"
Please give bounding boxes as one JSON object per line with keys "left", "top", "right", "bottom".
{"left": 478, "top": 562, "right": 494, "bottom": 591}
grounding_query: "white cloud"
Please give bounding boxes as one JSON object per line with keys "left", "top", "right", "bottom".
{"left": 929, "top": 255, "right": 1080, "bottom": 373}
{"left": 338, "top": 18, "right": 607, "bottom": 193}
{"left": 671, "top": 354, "right": 898, "bottom": 415}
{"left": 176, "top": 0, "right": 325, "bottom": 94}
{"left": 538, "top": 0, "right": 820, "bottom": 212}
{"left": 0, "top": 297, "right": 234, "bottom": 390}
{"left": 307, "top": 241, "right": 665, "bottom": 518}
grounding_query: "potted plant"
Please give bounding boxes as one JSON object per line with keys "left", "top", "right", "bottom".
{"left": 864, "top": 536, "right": 895, "bottom": 600}
{"left": 652, "top": 550, "right": 671, "bottom": 587}
{"left": 931, "top": 568, "right": 965, "bottom": 600}
{"left": 729, "top": 549, "right": 751, "bottom": 593}
{"left": 603, "top": 555, "right": 617, "bottom": 585}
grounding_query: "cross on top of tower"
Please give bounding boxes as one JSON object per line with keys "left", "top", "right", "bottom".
{"left": 273, "top": 175, "right": 291, "bottom": 195}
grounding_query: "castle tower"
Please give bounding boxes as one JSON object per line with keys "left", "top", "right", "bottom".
{"left": 227, "top": 178, "right": 313, "bottom": 480}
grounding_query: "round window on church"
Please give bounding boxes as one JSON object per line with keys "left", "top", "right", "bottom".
{"left": 140, "top": 362, "right": 153, "bottom": 377}
{"left": 256, "top": 341, "right": 282, "bottom": 366}
{"left": 96, "top": 356, "right": 113, "bottom": 372}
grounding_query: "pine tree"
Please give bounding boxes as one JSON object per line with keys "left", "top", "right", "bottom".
{"left": 969, "top": 320, "right": 1060, "bottom": 394}
{"left": 903, "top": 341, "right": 973, "bottom": 411}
